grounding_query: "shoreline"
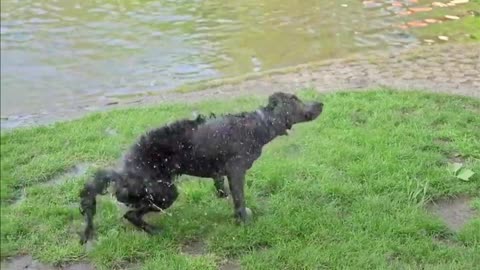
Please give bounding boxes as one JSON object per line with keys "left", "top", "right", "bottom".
{"left": 2, "top": 43, "right": 479, "bottom": 130}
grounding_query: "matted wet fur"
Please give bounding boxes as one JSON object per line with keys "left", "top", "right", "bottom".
{"left": 79, "top": 92, "right": 323, "bottom": 244}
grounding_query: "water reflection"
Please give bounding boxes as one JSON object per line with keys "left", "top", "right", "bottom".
{"left": 1, "top": 0, "right": 421, "bottom": 117}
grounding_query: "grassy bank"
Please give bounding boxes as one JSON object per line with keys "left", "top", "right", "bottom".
{"left": 1, "top": 90, "right": 479, "bottom": 269}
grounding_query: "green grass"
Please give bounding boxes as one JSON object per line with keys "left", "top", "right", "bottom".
{"left": 1, "top": 90, "right": 479, "bottom": 269}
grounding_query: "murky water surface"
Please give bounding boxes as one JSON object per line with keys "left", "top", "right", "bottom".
{"left": 1, "top": 0, "right": 435, "bottom": 120}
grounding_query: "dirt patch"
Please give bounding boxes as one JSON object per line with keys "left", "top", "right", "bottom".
{"left": 434, "top": 137, "right": 452, "bottom": 145}
{"left": 283, "top": 143, "right": 302, "bottom": 156}
{"left": 1, "top": 255, "right": 50, "bottom": 270}
{"left": 12, "top": 188, "right": 27, "bottom": 206}
{"left": 105, "top": 127, "right": 118, "bottom": 136}
{"left": 432, "top": 234, "right": 458, "bottom": 247}
{"left": 180, "top": 240, "right": 242, "bottom": 269}
{"left": 42, "top": 163, "right": 91, "bottom": 187}
{"left": 447, "top": 153, "right": 466, "bottom": 164}
{"left": 0, "top": 255, "right": 95, "bottom": 270}
{"left": 427, "top": 195, "right": 478, "bottom": 232}
{"left": 350, "top": 110, "right": 368, "bottom": 126}
{"left": 219, "top": 259, "right": 241, "bottom": 270}
{"left": 62, "top": 263, "right": 94, "bottom": 270}
{"left": 12, "top": 163, "right": 91, "bottom": 206}
{"left": 181, "top": 240, "right": 207, "bottom": 256}
{"left": 399, "top": 107, "right": 417, "bottom": 115}
{"left": 431, "top": 137, "right": 467, "bottom": 165}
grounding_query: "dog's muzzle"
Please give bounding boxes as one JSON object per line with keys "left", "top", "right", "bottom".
{"left": 305, "top": 102, "right": 323, "bottom": 121}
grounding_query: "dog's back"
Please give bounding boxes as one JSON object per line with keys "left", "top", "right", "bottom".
{"left": 123, "top": 115, "right": 207, "bottom": 177}
{"left": 192, "top": 113, "right": 267, "bottom": 154}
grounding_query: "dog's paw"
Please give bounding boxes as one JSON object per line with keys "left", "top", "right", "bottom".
{"left": 85, "top": 240, "right": 96, "bottom": 252}
{"left": 79, "top": 237, "right": 87, "bottom": 245}
{"left": 216, "top": 190, "right": 229, "bottom": 198}
{"left": 78, "top": 234, "right": 96, "bottom": 252}
{"left": 144, "top": 225, "right": 163, "bottom": 236}
{"left": 245, "top": 207, "right": 252, "bottom": 215}
{"left": 79, "top": 230, "right": 94, "bottom": 245}
{"left": 245, "top": 207, "right": 253, "bottom": 221}
{"left": 235, "top": 207, "right": 253, "bottom": 224}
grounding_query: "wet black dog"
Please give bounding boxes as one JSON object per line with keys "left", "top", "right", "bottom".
{"left": 79, "top": 92, "right": 323, "bottom": 244}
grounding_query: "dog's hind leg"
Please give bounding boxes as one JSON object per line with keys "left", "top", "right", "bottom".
{"left": 213, "top": 176, "right": 228, "bottom": 198}
{"left": 124, "top": 206, "right": 162, "bottom": 235}
{"left": 123, "top": 181, "right": 178, "bottom": 235}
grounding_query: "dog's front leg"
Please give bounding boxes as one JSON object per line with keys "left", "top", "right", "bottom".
{"left": 226, "top": 164, "right": 252, "bottom": 223}
{"left": 213, "top": 176, "right": 228, "bottom": 198}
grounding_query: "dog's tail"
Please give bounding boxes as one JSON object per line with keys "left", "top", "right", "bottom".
{"left": 79, "top": 169, "right": 121, "bottom": 244}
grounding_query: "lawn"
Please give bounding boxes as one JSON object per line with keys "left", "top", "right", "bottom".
{"left": 1, "top": 90, "right": 479, "bottom": 269}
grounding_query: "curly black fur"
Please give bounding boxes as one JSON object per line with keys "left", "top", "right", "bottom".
{"left": 79, "top": 92, "right": 323, "bottom": 244}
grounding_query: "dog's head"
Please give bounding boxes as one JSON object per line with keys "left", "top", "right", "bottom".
{"left": 267, "top": 92, "right": 323, "bottom": 131}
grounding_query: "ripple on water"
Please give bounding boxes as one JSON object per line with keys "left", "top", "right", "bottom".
{"left": 1, "top": 0, "right": 456, "bottom": 123}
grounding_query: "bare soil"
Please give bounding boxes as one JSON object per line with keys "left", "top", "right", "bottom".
{"left": 219, "top": 260, "right": 241, "bottom": 270}
{"left": 427, "top": 195, "right": 478, "bottom": 232}
{"left": 0, "top": 255, "right": 94, "bottom": 270}
{"left": 181, "top": 240, "right": 208, "bottom": 257}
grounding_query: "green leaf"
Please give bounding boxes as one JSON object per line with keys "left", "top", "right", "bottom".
{"left": 448, "top": 162, "right": 463, "bottom": 174}
{"left": 456, "top": 169, "right": 475, "bottom": 181}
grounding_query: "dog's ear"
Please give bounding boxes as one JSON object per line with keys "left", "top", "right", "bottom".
{"left": 267, "top": 92, "right": 286, "bottom": 109}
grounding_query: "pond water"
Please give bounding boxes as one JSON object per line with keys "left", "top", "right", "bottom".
{"left": 1, "top": 0, "right": 430, "bottom": 119}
